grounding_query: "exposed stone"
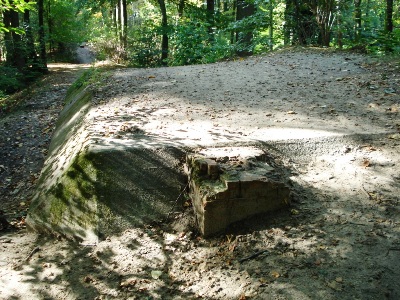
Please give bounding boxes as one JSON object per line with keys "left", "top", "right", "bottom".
{"left": 187, "top": 147, "right": 290, "bottom": 237}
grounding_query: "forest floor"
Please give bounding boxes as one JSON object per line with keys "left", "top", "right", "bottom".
{"left": 1, "top": 48, "right": 400, "bottom": 299}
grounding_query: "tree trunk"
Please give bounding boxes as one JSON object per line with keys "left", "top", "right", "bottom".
{"left": 207, "top": 0, "right": 215, "bottom": 38}
{"left": 38, "top": 0, "right": 48, "bottom": 72}
{"left": 309, "top": 0, "right": 335, "bottom": 47}
{"left": 117, "top": 0, "right": 122, "bottom": 42}
{"left": 385, "top": 0, "right": 393, "bottom": 33}
{"left": 294, "top": 0, "right": 315, "bottom": 45}
{"left": 178, "top": 0, "right": 185, "bottom": 18}
{"left": 3, "top": 9, "right": 14, "bottom": 64}
{"left": 269, "top": 0, "right": 273, "bottom": 51}
{"left": 158, "top": 0, "right": 168, "bottom": 64}
{"left": 24, "top": 1, "right": 37, "bottom": 64}
{"left": 284, "top": 0, "right": 294, "bottom": 45}
{"left": 123, "top": 0, "right": 128, "bottom": 48}
{"left": 236, "top": 0, "right": 255, "bottom": 56}
{"left": 230, "top": 0, "right": 236, "bottom": 44}
{"left": 9, "top": 2, "right": 26, "bottom": 71}
{"left": 336, "top": 2, "right": 343, "bottom": 49}
{"left": 354, "top": 0, "right": 362, "bottom": 42}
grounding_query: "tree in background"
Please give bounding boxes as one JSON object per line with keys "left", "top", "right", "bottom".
{"left": 1, "top": 0, "right": 399, "bottom": 96}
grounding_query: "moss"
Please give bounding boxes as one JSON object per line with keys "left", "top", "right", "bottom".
{"left": 49, "top": 187, "right": 68, "bottom": 224}
{"left": 66, "top": 67, "right": 110, "bottom": 99}
{"left": 46, "top": 153, "right": 98, "bottom": 227}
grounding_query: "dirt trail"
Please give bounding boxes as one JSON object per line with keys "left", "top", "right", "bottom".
{"left": 1, "top": 49, "right": 400, "bottom": 300}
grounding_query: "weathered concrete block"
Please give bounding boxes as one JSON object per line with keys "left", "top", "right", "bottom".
{"left": 187, "top": 147, "right": 290, "bottom": 237}
{"left": 27, "top": 82, "right": 186, "bottom": 243}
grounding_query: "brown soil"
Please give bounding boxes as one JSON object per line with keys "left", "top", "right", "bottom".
{"left": 1, "top": 49, "right": 399, "bottom": 299}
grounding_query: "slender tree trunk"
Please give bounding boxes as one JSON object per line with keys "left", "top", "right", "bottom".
{"left": 309, "top": 0, "right": 335, "bottom": 47}
{"left": 354, "top": 0, "right": 362, "bottom": 42}
{"left": 38, "top": 0, "right": 48, "bottom": 72}
{"left": 158, "top": 0, "right": 168, "bottom": 64}
{"left": 178, "top": 0, "right": 185, "bottom": 18}
{"left": 207, "top": 0, "right": 215, "bottom": 39}
{"left": 3, "top": 9, "right": 13, "bottom": 64}
{"left": 337, "top": 2, "right": 343, "bottom": 49}
{"left": 231, "top": 0, "right": 236, "bottom": 44}
{"left": 284, "top": 0, "right": 294, "bottom": 45}
{"left": 9, "top": 3, "right": 26, "bottom": 71}
{"left": 236, "top": 0, "right": 255, "bottom": 56}
{"left": 269, "top": 0, "right": 273, "bottom": 51}
{"left": 47, "top": 0, "right": 54, "bottom": 53}
{"left": 24, "top": 1, "right": 37, "bottom": 64}
{"left": 223, "top": 0, "right": 228, "bottom": 12}
{"left": 385, "top": 0, "right": 393, "bottom": 33}
{"left": 122, "top": 0, "right": 128, "bottom": 49}
{"left": 117, "top": 0, "right": 122, "bottom": 42}
{"left": 294, "top": 0, "right": 307, "bottom": 45}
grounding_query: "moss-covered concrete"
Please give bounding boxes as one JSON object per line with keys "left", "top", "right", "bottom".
{"left": 27, "top": 73, "right": 186, "bottom": 242}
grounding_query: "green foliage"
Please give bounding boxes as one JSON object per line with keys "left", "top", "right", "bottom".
{"left": 0, "top": 0, "right": 35, "bottom": 33}
{"left": 0, "top": 66, "right": 23, "bottom": 112}
{"left": 0, "top": 65, "right": 23, "bottom": 93}
{"left": 51, "top": 0, "right": 88, "bottom": 43}
{"left": 170, "top": 17, "right": 217, "bottom": 65}
{"left": 127, "top": 22, "right": 162, "bottom": 67}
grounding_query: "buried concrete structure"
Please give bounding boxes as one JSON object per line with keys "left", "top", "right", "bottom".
{"left": 187, "top": 147, "right": 291, "bottom": 237}
{"left": 27, "top": 71, "right": 292, "bottom": 242}
{"left": 27, "top": 83, "right": 187, "bottom": 243}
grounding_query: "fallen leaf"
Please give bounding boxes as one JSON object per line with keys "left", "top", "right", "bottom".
{"left": 271, "top": 271, "right": 280, "bottom": 278}
{"left": 290, "top": 209, "right": 299, "bottom": 215}
{"left": 327, "top": 280, "right": 342, "bottom": 291}
{"left": 120, "top": 278, "right": 137, "bottom": 287}
{"left": 151, "top": 270, "right": 162, "bottom": 279}
{"left": 362, "top": 159, "right": 371, "bottom": 168}
{"left": 83, "top": 275, "right": 94, "bottom": 283}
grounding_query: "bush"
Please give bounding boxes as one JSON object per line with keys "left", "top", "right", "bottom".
{"left": 0, "top": 66, "right": 23, "bottom": 94}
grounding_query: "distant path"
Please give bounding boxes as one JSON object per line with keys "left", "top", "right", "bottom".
{"left": 76, "top": 45, "right": 95, "bottom": 64}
